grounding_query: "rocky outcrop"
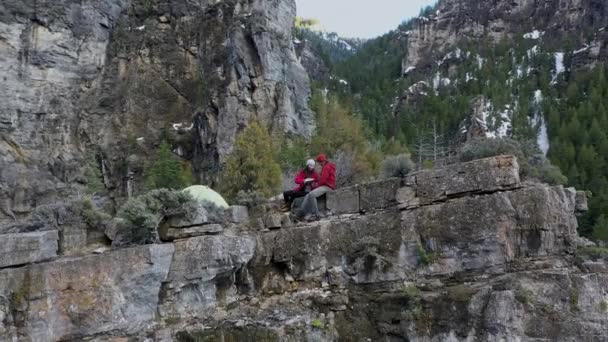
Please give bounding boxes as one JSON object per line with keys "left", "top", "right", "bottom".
{"left": 403, "top": 0, "right": 608, "bottom": 72}
{"left": 0, "top": 231, "right": 58, "bottom": 268}
{"left": 0, "top": 155, "right": 605, "bottom": 341}
{"left": 0, "top": 0, "right": 314, "bottom": 223}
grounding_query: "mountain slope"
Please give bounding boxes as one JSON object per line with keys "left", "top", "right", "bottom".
{"left": 315, "top": 0, "right": 608, "bottom": 239}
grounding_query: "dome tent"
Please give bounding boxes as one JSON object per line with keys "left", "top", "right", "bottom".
{"left": 183, "top": 185, "right": 229, "bottom": 208}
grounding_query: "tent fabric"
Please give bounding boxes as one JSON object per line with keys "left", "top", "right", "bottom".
{"left": 183, "top": 185, "right": 230, "bottom": 208}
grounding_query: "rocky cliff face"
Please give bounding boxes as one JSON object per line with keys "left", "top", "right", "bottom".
{"left": 1, "top": 155, "right": 605, "bottom": 341}
{"left": 403, "top": 0, "right": 608, "bottom": 72}
{"left": 0, "top": 0, "right": 314, "bottom": 223}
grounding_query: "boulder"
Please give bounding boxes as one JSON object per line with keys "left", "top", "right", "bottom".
{"left": 265, "top": 213, "right": 283, "bottom": 229}
{"left": 229, "top": 205, "right": 249, "bottom": 224}
{"left": 401, "top": 184, "right": 578, "bottom": 275}
{"left": 163, "top": 224, "right": 224, "bottom": 240}
{"left": 167, "top": 203, "right": 209, "bottom": 228}
{"left": 575, "top": 191, "right": 589, "bottom": 213}
{"left": 159, "top": 235, "right": 256, "bottom": 320}
{"left": 0, "top": 244, "right": 174, "bottom": 341}
{"left": 326, "top": 186, "right": 360, "bottom": 214}
{"left": 396, "top": 186, "right": 419, "bottom": 209}
{"left": 359, "top": 178, "right": 401, "bottom": 212}
{"left": 0, "top": 231, "right": 58, "bottom": 268}
{"left": 415, "top": 155, "right": 521, "bottom": 205}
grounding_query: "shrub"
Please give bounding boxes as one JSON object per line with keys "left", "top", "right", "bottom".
{"left": 311, "top": 319, "right": 324, "bottom": 329}
{"left": 145, "top": 141, "right": 194, "bottom": 190}
{"left": 85, "top": 152, "right": 106, "bottom": 194}
{"left": 446, "top": 285, "right": 477, "bottom": 302}
{"left": 570, "top": 287, "right": 580, "bottom": 311}
{"left": 515, "top": 287, "right": 533, "bottom": 305}
{"left": 80, "top": 198, "right": 112, "bottom": 229}
{"left": 114, "top": 189, "right": 196, "bottom": 246}
{"left": 380, "top": 154, "right": 415, "bottom": 178}
{"left": 460, "top": 138, "right": 567, "bottom": 185}
{"left": 219, "top": 121, "right": 281, "bottom": 202}
{"left": 33, "top": 197, "right": 111, "bottom": 232}
{"left": 402, "top": 285, "right": 421, "bottom": 302}
{"left": 416, "top": 244, "right": 439, "bottom": 267}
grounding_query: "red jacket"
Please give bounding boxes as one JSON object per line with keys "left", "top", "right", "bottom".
{"left": 315, "top": 162, "right": 336, "bottom": 190}
{"left": 293, "top": 169, "right": 320, "bottom": 192}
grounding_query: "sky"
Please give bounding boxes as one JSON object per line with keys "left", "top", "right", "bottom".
{"left": 295, "top": 0, "right": 437, "bottom": 39}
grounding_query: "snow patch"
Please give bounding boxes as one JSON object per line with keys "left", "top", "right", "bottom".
{"left": 523, "top": 30, "right": 544, "bottom": 39}
{"left": 293, "top": 38, "right": 301, "bottom": 44}
{"left": 476, "top": 55, "right": 484, "bottom": 69}
{"left": 533, "top": 90, "right": 543, "bottom": 105}
{"left": 495, "top": 108, "right": 512, "bottom": 138}
{"left": 573, "top": 45, "right": 590, "bottom": 55}
{"left": 440, "top": 48, "right": 463, "bottom": 65}
{"left": 527, "top": 45, "right": 540, "bottom": 59}
{"left": 551, "top": 52, "right": 565, "bottom": 84}
{"left": 537, "top": 116, "right": 550, "bottom": 155}
{"left": 404, "top": 66, "right": 416, "bottom": 74}
{"left": 172, "top": 123, "right": 194, "bottom": 131}
{"left": 135, "top": 25, "right": 145, "bottom": 31}
{"left": 338, "top": 79, "right": 348, "bottom": 85}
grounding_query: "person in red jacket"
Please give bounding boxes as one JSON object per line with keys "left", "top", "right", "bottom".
{"left": 298, "top": 154, "right": 336, "bottom": 220}
{"left": 282, "top": 159, "right": 319, "bottom": 209}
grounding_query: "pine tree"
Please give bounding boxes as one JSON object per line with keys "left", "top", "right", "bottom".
{"left": 145, "top": 142, "right": 193, "bottom": 190}
{"left": 219, "top": 121, "right": 281, "bottom": 201}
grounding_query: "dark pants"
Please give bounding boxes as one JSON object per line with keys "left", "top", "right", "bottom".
{"left": 283, "top": 190, "right": 308, "bottom": 205}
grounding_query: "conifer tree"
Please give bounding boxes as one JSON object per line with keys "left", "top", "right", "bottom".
{"left": 219, "top": 121, "right": 281, "bottom": 201}
{"left": 145, "top": 142, "right": 193, "bottom": 190}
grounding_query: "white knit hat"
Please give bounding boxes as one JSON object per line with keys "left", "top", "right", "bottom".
{"left": 306, "top": 159, "right": 316, "bottom": 167}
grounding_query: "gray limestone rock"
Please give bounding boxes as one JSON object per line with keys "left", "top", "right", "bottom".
{"left": 326, "top": 186, "right": 360, "bottom": 215}
{"left": 415, "top": 155, "right": 521, "bottom": 205}
{"left": 159, "top": 235, "right": 256, "bottom": 320}
{"left": 359, "top": 178, "right": 401, "bottom": 212}
{"left": 163, "top": 224, "right": 224, "bottom": 241}
{"left": 0, "top": 230, "right": 58, "bottom": 268}
{"left": 0, "top": 243, "right": 174, "bottom": 341}
{"left": 229, "top": 205, "right": 249, "bottom": 224}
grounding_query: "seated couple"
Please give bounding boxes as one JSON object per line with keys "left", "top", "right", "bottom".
{"left": 282, "top": 154, "right": 336, "bottom": 221}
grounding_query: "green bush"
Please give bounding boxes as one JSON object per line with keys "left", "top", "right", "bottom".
{"left": 380, "top": 154, "right": 415, "bottom": 178}
{"left": 114, "top": 189, "right": 196, "bottom": 246}
{"left": 460, "top": 138, "right": 567, "bottom": 185}
{"left": 145, "top": 141, "right": 194, "bottom": 190}
{"left": 311, "top": 319, "right": 324, "bottom": 329}
{"left": 446, "top": 285, "right": 477, "bottom": 302}
{"left": 416, "top": 244, "right": 439, "bottom": 267}
{"left": 278, "top": 137, "right": 310, "bottom": 171}
{"left": 219, "top": 121, "right": 282, "bottom": 202}
{"left": 80, "top": 198, "right": 112, "bottom": 229}
{"left": 85, "top": 152, "right": 106, "bottom": 194}
{"left": 570, "top": 287, "right": 580, "bottom": 311}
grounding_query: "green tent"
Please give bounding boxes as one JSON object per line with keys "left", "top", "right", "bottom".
{"left": 183, "top": 185, "right": 230, "bottom": 208}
